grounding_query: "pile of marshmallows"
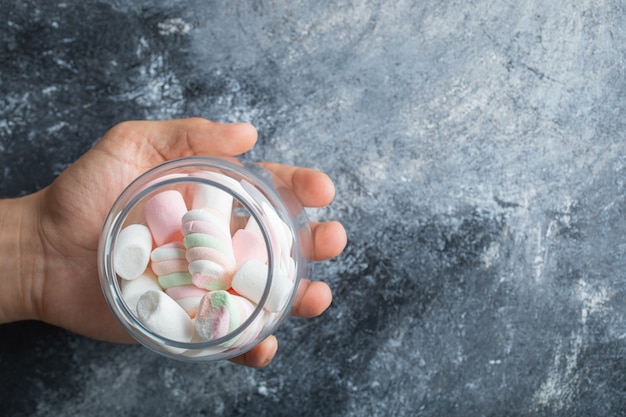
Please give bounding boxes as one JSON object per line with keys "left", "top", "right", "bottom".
{"left": 113, "top": 177, "right": 296, "bottom": 352}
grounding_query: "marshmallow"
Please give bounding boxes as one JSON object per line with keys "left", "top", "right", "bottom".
{"left": 261, "top": 201, "right": 293, "bottom": 263}
{"left": 234, "top": 304, "right": 268, "bottom": 347}
{"left": 264, "top": 205, "right": 297, "bottom": 282}
{"left": 111, "top": 172, "right": 301, "bottom": 356}
{"left": 189, "top": 259, "right": 228, "bottom": 282}
{"left": 184, "top": 233, "right": 233, "bottom": 256}
{"left": 182, "top": 209, "right": 237, "bottom": 291}
{"left": 165, "top": 285, "right": 208, "bottom": 318}
{"left": 136, "top": 290, "right": 195, "bottom": 345}
{"left": 231, "top": 259, "right": 294, "bottom": 312}
{"left": 186, "top": 246, "right": 233, "bottom": 263}
{"left": 182, "top": 208, "right": 230, "bottom": 234}
{"left": 166, "top": 284, "right": 208, "bottom": 299}
{"left": 239, "top": 180, "right": 293, "bottom": 262}
{"left": 120, "top": 270, "right": 161, "bottom": 315}
{"left": 143, "top": 190, "right": 188, "bottom": 246}
{"left": 151, "top": 258, "right": 189, "bottom": 276}
{"left": 149, "top": 242, "right": 192, "bottom": 292}
{"left": 232, "top": 228, "right": 268, "bottom": 268}
{"left": 194, "top": 290, "right": 262, "bottom": 345}
{"left": 191, "top": 182, "right": 234, "bottom": 223}
{"left": 150, "top": 241, "right": 186, "bottom": 262}
{"left": 150, "top": 241, "right": 188, "bottom": 279}
{"left": 187, "top": 248, "right": 239, "bottom": 290}
{"left": 157, "top": 271, "right": 193, "bottom": 289}
{"left": 282, "top": 255, "right": 297, "bottom": 282}
{"left": 114, "top": 224, "right": 153, "bottom": 280}
{"left": 182, "top": 219, "right": 232, "bottom": 244}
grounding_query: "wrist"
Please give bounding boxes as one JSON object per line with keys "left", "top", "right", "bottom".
{"left": 0, "top": 193, "right": 45, "bottom": 323}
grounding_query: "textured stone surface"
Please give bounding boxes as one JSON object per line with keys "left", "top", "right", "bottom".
{"left": 2, "top": 1, "right": 626, "bottom": 416}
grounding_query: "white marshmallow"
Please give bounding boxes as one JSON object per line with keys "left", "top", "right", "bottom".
{"left": 281, "top": 256, "right": 296, "bottom": 282}
{"left": 261, "top": 201, "right": 294, "bottom": 263}
{"left": 239, "top": 180, "right": 294, "bottom": 264}
{"left": 120, "top": 270, "right": 161, "bottom": 315}
{"left": 136, "top": 290, "right": 195, "bottom": 345}
{"left": 150, "top": 242, "right": 186, "bottom": 262}
{"left": 188, "top": 259, "right": 225, "bottom": 277}
{"left": 231, "top": 259, "right": 294, "bottom": 312}
{"left": 192, "top": 180, "right": 235, "bottom": 221}
{"left": 165, "top": 285, "right": 206, "bottom": 317}
{"left": 174, "top": 297, "right": 204, "bottom": 318}
{"left": 234, "top": 306, "right": 268, "bottom": 347}
{"left": 114, "top": 224, "right": 153, "bottom": 280}
{"left": 182, "top": 208, "right": 231, "bottom": 234}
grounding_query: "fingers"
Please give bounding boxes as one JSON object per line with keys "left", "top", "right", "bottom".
{"left": 98, "top": 118, "right": 258, "bottom": 166}
{"left": 228, "top": 279, "right": 334, "bottom": 368}
{"left": 310, "top": 221, "right": 347, "bottom": 261}
{"left": 260, "top": 162, "right": 336, "bottom": 208}
{"left": 292, "top": 279, "right": 333, "bottom": 318}
{"left": 230, "top": 279, "right": 332, "bottom": 368}
{"left": 260, "top": 162, "right": 347, "bottom": 259}
{"left": 229, "top": 335, "right": 278, "bottom": 368}
{"left": 229, "top": 279, "right": 334, "bottom": 367}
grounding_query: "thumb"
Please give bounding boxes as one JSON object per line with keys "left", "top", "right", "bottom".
{"left": 96, "top": 118, "right": 258, "bottom": 168}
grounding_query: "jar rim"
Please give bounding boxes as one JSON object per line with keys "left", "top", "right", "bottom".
{"left": 98, "top": 156, "right": 310, "bottom": 361}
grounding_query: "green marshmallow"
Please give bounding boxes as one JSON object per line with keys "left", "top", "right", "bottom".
{"left": 184, "top": 233, "right": 233, "bottom": 258}
{"left": 157, "top": 272, "right": 193, "bottom": 289}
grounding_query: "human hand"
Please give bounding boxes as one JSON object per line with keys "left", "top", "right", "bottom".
{"left": 0, "top": 118, "right": 347, "bottom": 368}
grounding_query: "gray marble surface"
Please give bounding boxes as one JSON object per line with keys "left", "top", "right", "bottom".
{"left": 2, "top": 1, "right": 626, "bottom": 416}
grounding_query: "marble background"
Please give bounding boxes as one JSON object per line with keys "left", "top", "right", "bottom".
{"left": 2, "top": 1, "right": 626, "bottom": 416}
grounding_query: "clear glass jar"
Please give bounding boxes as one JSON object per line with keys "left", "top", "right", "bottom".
{"left": 98, "top": 157, "right": 311, "bottom": 362}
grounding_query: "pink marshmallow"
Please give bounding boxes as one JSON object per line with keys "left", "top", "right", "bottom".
{"left": 165, "top": 285, "right": 208, "bottom": 318}
{"left": 150, "top": 242, "right": 190, "bottom": 289}
{"left": 194, "top": 291, "right": 259, "bottom": 344}
{"left": 189, "top": 259, "right": 234, "bottom": 290}
{"left": 182, "top": 208, "right": 236, "bottom": 291}
{"left": 166, "top": 285, "right": 208, "bottom": 300}
{"left": 143, "top": 190, "right": 188, "bottom": 246}
{"left": 182, "top": 220, "right": 232, "bottom": 244}
{"left": 182, "top": 208, "right": 230, "bottom": 233}
{"left": 151, "top": 258, "right": 189, "bottom": 276}
{"left": 194, "top": 291, "right": 233, "bottom": 340}
{"left": 232, "top": 228, "right": 268, "bottom": 268}
{"left": 185, "top": 246, "right": 236, "bottom": 265}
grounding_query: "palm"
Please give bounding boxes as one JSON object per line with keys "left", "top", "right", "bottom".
{"left": 39, "top": 143, "right": 163, "bottom": 342}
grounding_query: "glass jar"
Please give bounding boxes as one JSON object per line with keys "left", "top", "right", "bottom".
{"left": 98, "top": 157, "right": 310, "bottom": 362}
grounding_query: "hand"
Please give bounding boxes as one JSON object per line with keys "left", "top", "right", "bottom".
{"left": 0, "top": 118, "right": 347, "bottom": 368}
